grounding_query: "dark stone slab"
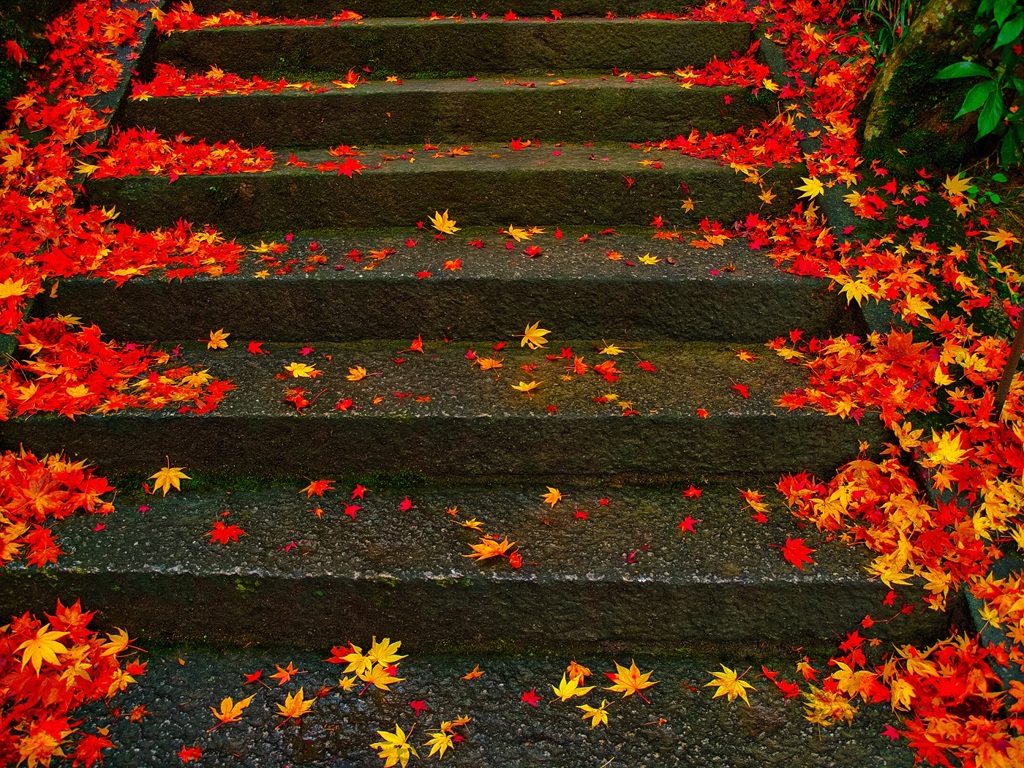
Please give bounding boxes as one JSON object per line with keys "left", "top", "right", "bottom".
{"left": 96, "top": 647, "right": 915, "bottom": 768}
{"left": 32, "top": 234, "right": 858, "bottom": 343}
{"left": 84, "top": 145, "right": 802, "bottom": 233}
{"left": 0, "top": 484, "right": 949, "bottom": 650}
{"left": 189, "top": 0, "right": 709, "bottom": 16}
{"left": 120, "top": 79, "right": 771, "bottom": 147}
{"left": 2, "top": 340, "right": 885, "bottom": 477}
{"left": 153, "top": 19, "right": 750, "bottom": 78}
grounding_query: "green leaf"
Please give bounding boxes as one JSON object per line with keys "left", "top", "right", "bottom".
{"left": 992, "top": 172, "right": 1008, "bottom": 182}
{"left": 999, "top": 131, "right": 1021, "bottom": 167}
{"left": 995, "top": 13, "right": 1023, "bottom": 48}
{"left": 994, "top": 0, "right": 1015, "bottom": 26}
{"left": 957, "top": 81, "right": 996, "bottom": 118}
{"left": 986, "top": 192, "right": 1002, "bottom": 204}
{"left": 935, "top": 61, "right": 992, "bottom": 80}
{"left": 978, "top": 88, "right": 1006, "bottom": 137}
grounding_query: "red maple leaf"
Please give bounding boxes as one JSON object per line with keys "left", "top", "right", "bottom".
{"left": 247, "top": 340, "right": 268, "bottom": 355}
{"left": 683, "top": 485, "right": 703, "bottom": 499}
{"left": 4, "top": 40, "right": 28, "bottom": 66}
{"left": 206, "top": 521, "right": 246, "bottom": 545}
{"left": 300, "top": 479, "right": 334, "bottom": 498}
{"left": 678, "top": 516, "right": 701, "bottom": 534}
{"left": 520, "top": 688, "right": 542, "bottom": 706}
{"left": 409, "top": 700, "right": 429, "bottom": 717}
{"left": 731, "top": 383, "right": 750, "bottom": 399}
{"left": 343, "top": 504, "right": 360, "bottom": 520}
{"left": 178, "top": 746, "right": 202, "bottom": 764}
{"left": 780, "top": 536, "right": 815, "bottom": 570}
{"left": 398, "top": 496, "right": 415, "bottom": 512}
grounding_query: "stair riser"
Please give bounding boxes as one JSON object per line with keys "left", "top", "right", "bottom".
{"left": 32, "top": 277, "right": 855, "bottom": 344}
{"left": 120, "top": 87, "right": 768, "bottom": 147}
{"left": 187, "top": 0, "right": 708, "bottom": 16}
{"left": 152, "top": 21, "right": 751, "bottom": 78}
{"left": 4, "top": 415, "right": 884, "bottom": 478}
{"left": 0, "top": 573, "right": 947, "bottom": 652}
{"left": 86, "top": 166, "right": 795, "bottom": 234}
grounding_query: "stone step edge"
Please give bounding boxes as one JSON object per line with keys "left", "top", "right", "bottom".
{"left": 0, "top": 484, "right": 948, "bottom": 650}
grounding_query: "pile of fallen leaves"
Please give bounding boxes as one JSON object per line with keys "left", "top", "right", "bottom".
{"left": 0, "top": 600, "right": 145, "bottom": 768}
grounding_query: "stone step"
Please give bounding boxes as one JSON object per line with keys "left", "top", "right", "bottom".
{"left": 33, "top": 233, "right": 857, "bottom": 343}
{"left": 84, "top": 645, "right": 915, "bottom": 768}
{"left": 120, "top": 78, "right": 769, "bottom": 147}
{"left": 0, "top": 483, "right": 946, "bottom": 650}
{"left": 150, "top": 19, "right": 751, "bottom": 78}
{"left": 188, "top": 0, "right": 710, "bottom": 17}
{"left": 84, "top": 145, "right": 799, "bottom": 233}
{"left": 3, "top": 340, "right": 884, "bottom": 477}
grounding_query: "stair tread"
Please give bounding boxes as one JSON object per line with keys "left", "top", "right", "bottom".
{"left": 38, "top": 339, "right": 816, "bottom": 419}
{"left": 151, "top": 17, "right": 752, "bottom": 78}
{"left": 98, "top": 646, "right": 913, "bottom": 768}
{"left": 0, "top": 484, "right": 945, "bottom": 649}
{"left": 3, "top": 339, "right": 882, "bottom": 476}
{"left": 36, "top": 233, "right": 853, "bottom": 344}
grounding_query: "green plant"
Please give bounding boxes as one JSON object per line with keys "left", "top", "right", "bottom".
{"left": 935, "top": 0, "right": 1024, "bottom": 167}
{"left": 856, "top": 0, "right": 917, "bottom": 56}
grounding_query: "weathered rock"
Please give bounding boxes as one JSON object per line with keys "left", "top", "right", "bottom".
{"left": 860, "top": 0, "right": 985, "bottom": 173}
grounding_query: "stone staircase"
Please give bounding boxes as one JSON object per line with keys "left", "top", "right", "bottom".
{"left": 1, "top": 2, "right": 947, "bottom": 765}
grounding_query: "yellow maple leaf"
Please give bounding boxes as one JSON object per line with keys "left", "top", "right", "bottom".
{"left": 604, "top": 660, "right": 658, "bottom": 701}
{"left": 463, "top": 535, "right": 516, "bottom": 561}
{"left": 759, "top": 186, "right": 777, "bottom": 205}
{"left": 428, "top": 209, "right": 460, "bottom": 235}
{"left": 0, "top": 277, "right": 29, "bottom": 300}
{"left": 598, "top": 343, "right": 623, "bottom": 355}
{"left": 511, "top": 380, "right": 541, "bottom": 396}
{"left": 924, "top": 429, "right": 968, "bottom": 467}
{"left": 942, "top": 173, "right": 972, "bottom": 198}
{"left": 339, "top": 643, "right": 371, "bottom": 676}
{"left": 982, "top": 228, "right": 1021, "bottom": 250}
{"left": 506, "top": 224, "right": 532, "bottom": 242}
{"left": 284, "top": 362, "right": 319, "bottom": 378}
{"left": 424, "top": 730, "right": 454, "bottom": 759}
{"left": 150, "top": 465, "right": 190, "bottom": 496}
{"left": 358, "top": 662, "right": 405, "bottom": 691}
{"left": 209, "top": 694, "right": 256, "bottom": 727}
{"left": 638, "top": 253, "right": 660, "bottom": 265}
{"left": 474, "top": 357, "right": 504, "bottom": 371}
{"left": 541, "top": 487, "right": 563, "bottom": 507}
{"left": 704, "top": 664, "right": 755, "bottom": 705}
{"left": 367, "top": 637, "right": 406, "bottom": 666}
{"left": 519, "top": 321, "right": 550, "bottom": 349}
{"left": 276, "top": 687, "right": 314, "bottom": 722}
{"left": 207, "top": 328, "right": 230, "bottom": 349}
{"left": 17, "top": 624, "right": 68, "bottom": 674}
{"left": 578, "top": 699, "right": 611, "bottom": 728}
{"left": 346, "top": 365, "right": 368, "bottom": 382}
{"left": 552, "top": 673, "right": 594, "bottom": 702}
{"left": 338, "top": 675, "right": 357, "bottom": 691}
{"left": 101, "top": 628, "right": 132, "bottom": 657}
{"left": 795, "top": 176, "right": 825, "bottom": 200}
{"left": 371, "top": 724, "right": 418, "bottom": 768}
